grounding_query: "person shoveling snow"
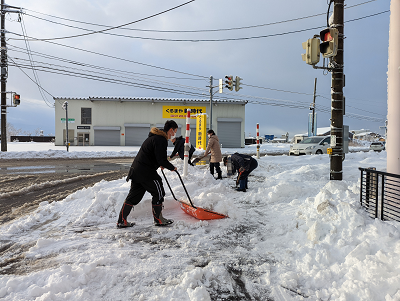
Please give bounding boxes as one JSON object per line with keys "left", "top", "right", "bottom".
{"left": 117, "top": 120, "right": 178, "bottom": 228}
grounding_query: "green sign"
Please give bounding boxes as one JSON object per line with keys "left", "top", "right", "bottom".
{"left": 61, "top": 118, "right": 75, "bottom": 123}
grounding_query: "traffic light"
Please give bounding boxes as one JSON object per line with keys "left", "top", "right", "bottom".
{"left": 13, "top": 93, "right": 20, "bottom": 106}
{"left": 235, "top": 76, "right": 242, "bottom": 92}
{"left": 319, "top": 28, "right": 338, "bottom": 58}
{"left": 302, "top": 38, "right": 320, "bottom": 65}
{"left": 225, "top": 75, "right": 233, "bottom": 91}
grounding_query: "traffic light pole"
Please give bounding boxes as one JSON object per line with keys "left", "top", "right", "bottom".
{"left": 312, "top": 78, "right": 317, "bottom": 136}
{"left": 330, "top": 0, "right": 344, "bottom": 180}
{"left": 1, "top": 0, "right": 7, "bottom": 152}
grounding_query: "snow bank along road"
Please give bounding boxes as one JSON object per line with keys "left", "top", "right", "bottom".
{"left": 0, "top": 158, "right": 132, "bottom": 224}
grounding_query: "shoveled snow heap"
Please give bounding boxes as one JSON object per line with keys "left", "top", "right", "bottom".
{"left": 1, "top": 150, "right": 399, "bottom": 300}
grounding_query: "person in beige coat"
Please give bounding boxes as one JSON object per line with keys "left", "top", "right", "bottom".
{"left": 204, "top": 129, "right": 223, "bottom": 179}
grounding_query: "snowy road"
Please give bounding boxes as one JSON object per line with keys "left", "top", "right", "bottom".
{"left": 0, "top": 158, "right": 131, "bottom": 224}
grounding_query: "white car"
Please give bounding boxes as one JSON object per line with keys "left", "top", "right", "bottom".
{"left": 369, "top": 141, "right": 385, "bottom": 152}
{"left": 289, "top": 136, "right": 331, "bottom": 156}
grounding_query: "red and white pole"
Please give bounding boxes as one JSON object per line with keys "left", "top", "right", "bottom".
{"left": 256, "top": 123, "right": 260, "bottom": 159}
{"left": 183, "top": 109, "right": 191, "bottom": 177}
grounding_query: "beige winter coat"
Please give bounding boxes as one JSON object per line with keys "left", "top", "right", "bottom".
{"left": 205, "top": 134, "right": 222, "bottom": 163}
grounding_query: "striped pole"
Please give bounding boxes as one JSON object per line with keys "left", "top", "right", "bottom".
{"left": 183, "top": 109, "right": 191, "bottom": 177}
{"left": 256, "top": 123, "right": 260, "bottom": 159}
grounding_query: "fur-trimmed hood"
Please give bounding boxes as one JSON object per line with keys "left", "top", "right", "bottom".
{"left": 150, "top": 127, "right": 168, "bottom": 140}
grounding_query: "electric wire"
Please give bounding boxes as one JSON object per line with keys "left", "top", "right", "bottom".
{"left": 9, "top": 56, "right": 210, "bottom": 93}
{"left": 21, "top": 0, "right": 377, "bottom": 33}
{"left": 8, "top": 56, "right": 55, "bottom": 98}
{"left": 10, "top": 59, "right": 384, "bottom": 122}
{"left": 20, "top": 14, "right": 54, "bottom": 107}
{"left": 16, "top": 0, "right": 196, "bottom": 42}
{"left": 11, "top": 10, "right": 389, "bottom": 42}
{"left": 8, "top": 44, "right": 206, "bottom": 81}
{"left": 7, "top": 33, "right": 209, "bottom": 78}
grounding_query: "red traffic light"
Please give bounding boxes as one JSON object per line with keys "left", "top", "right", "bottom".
{"left": 323, "top": 32, "right": 333, "bottom": 42}
{"left": 14, "top": 94, "right": 20, "bottom": 100}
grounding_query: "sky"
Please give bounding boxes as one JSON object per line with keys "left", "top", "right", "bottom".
{"left": 1, "top": 143, "right": 399, "bottom": 300}
{"left": 1, "top": 0, "right": 390, "bottom": 137}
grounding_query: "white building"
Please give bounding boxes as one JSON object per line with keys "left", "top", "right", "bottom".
{"left": 54, "top": 97, "right": 247, "bottom": 148}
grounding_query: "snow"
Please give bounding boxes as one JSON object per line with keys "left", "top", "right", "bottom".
{"left": 1, "top": 143, "right": 399, "bottom": 300}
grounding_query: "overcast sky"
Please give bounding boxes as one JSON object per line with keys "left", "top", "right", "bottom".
{"left": 2, "top": 0, "right": 390, "bottom": 137}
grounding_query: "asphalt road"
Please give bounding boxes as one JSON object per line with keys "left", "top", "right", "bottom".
{"left": 0, "top": 158, "right": 133, "bottom": 224}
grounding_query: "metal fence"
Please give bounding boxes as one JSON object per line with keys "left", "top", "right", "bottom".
{"left": 359, "top": 167, "right": 400, "bottom": 222}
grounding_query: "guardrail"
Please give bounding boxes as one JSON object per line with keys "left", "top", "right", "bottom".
{"left": 359, "top": 167, "right": 400, "bottom": 222}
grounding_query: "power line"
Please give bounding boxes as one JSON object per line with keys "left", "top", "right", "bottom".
{"left": 9, "top": 56, "right": 209, "bottom": 93}
{"left": 13, "top": 10, "right": 389, "bottom": 42}
{"left": 22, "top": 0, "right": 377, "bottom": 33}
{"left": 8, "top": 57, "right": 55, "bottom": 99}
{"left": 8, "top": 44, "right": 206, "bottom": 81}
{"left": 20, "top": 14, "right": 54, "bottom": 107}
{"left": 7, "top": 32, "right": 208, "bottom": 78}
{"left": 18, "top": 0, "right": 196, "bottom": 42}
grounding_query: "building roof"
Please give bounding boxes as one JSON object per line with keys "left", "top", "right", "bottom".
{"left": 53, "top": 97, "right": 248, "bottom": 105}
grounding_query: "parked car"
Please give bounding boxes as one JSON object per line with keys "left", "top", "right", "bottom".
{"left": 289, "top": 136, "right": 331, "bottom": 156}
{"left": 369, "top": 141, "right": 385, "bottom": 152}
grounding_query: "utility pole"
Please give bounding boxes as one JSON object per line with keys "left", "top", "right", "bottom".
{"left": 311, "top": 78, "right": 317, "bottom": 136}
{"left": 209, "top": 75, "right": 213, "bottom": 130}
{"left": 1, "top": 0, "right": 7, "bottom": 151}
{"left": 387, "top": 0, "right": 400, "bottom": 175}
{"left": 330, "top": 0, "right": 344, "bottom": 180}
{"left": 63, "top": 101, "right": 69, "bottom": 152}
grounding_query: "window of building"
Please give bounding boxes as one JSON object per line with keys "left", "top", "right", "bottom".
{"left": 81, "top": 108, "right": 91, "bottom": 124}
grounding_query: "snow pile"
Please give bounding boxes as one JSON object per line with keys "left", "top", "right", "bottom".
{"left": 1, "top": 150, "right": 399, "bottom": 300}
{"left": 1, "top": 141, "right": 369, "bottom": 160}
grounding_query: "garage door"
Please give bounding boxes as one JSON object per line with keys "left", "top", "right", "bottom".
{"left": 217, "top": 118, "right": 242, "bottom": 148}
{"left": 125, "top": 124, "right": 150, "bottom": 146}
{"left": 94, "top": 126, "right": 120, "bottom": 146}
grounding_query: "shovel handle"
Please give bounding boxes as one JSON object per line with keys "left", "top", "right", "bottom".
{"left": 161, "top": 169, "right": 177, "bottom": 201}
{"left": 174, "top": 170, "right": 196, "bottom": 208}
{"left": 161, "top": 169, "right": 196, "bottom": 208}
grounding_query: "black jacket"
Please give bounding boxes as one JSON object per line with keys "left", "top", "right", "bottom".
{"left": 170, "top": 136, "right": 195, "bottom": 160}
{"left": 127, "top": 128, "right": 175, "bottom": 182}
{"left": 230, "top": 153, "right": 257, "bottom": 175}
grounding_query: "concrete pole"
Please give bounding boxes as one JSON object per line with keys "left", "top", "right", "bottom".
{"left": 330, "top": 0, "right": 344, "bottom": 180}
{"left": 183, "top": 109, "right": 191, "bottom": 177}
{"left": 387, "top": 0, "right": 400, "bottom": 175}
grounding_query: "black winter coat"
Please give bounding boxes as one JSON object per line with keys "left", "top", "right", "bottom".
{"left": 127, "top": 128, "right": 175, "bottom": 182}
{"left": 170, "top": 136, "right": 195, "bottom": 160}
{"left": 230, "top": 153, "right": 257, "bottom": 175}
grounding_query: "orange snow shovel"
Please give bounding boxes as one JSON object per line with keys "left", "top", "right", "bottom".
{"left": 162, "top": 170, "right": 228, "bottom": 220}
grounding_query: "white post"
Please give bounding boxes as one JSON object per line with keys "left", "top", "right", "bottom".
{"left": 256, "top": 123, "right": 260, "bottom": 159}
{"left": 183, "top": 109, "right": 191, "bottom": 177}
{"left": 387, "top": 0, "right": 400, "bottom": 175}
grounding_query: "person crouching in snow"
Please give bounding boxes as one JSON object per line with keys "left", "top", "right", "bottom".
{"left": 223, "top": 153, "right": 258, "bottom": 192}
{"left": 170, "top": 136, "right": 195, "bottom": 166}
{"left": 117, "top": 120, "right": 178, "bottom": 228}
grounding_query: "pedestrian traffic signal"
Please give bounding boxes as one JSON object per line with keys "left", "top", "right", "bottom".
{"left": 235, "top": 76, "right": 242, "bottom": 92}
{"left": 225, "top": 75, "right": 233, "bottom": 91}
{"left": 302, "top": 38, "right": 320, "bottom": 65}
{"left": 319, "top": 28, "right": 338, "bottom": 58}
{"left": 13, "top": 93, "right": 20, "bottom": 106}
